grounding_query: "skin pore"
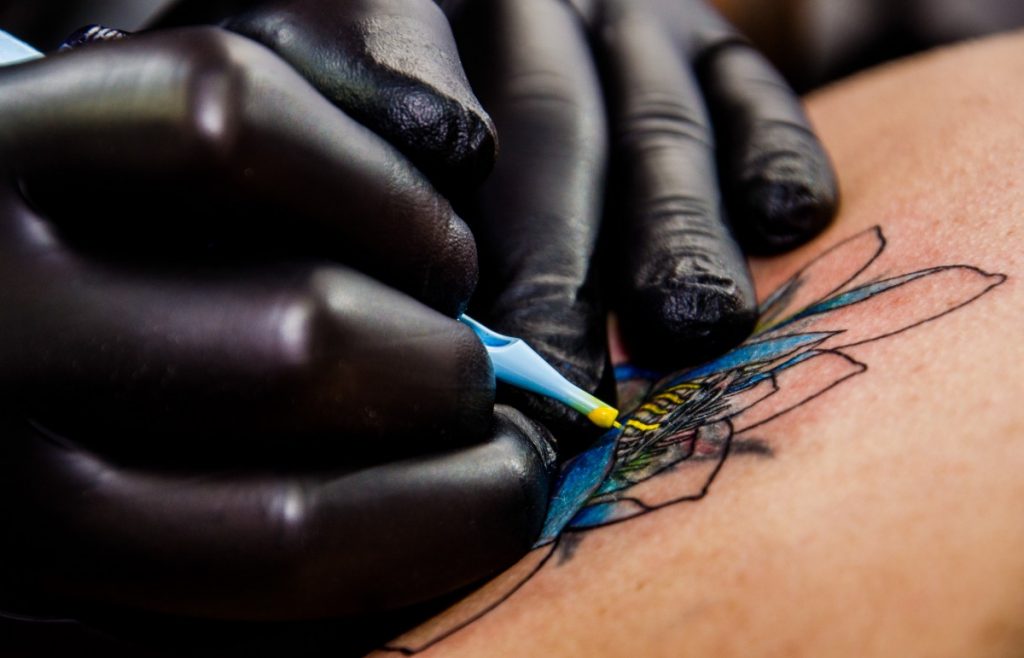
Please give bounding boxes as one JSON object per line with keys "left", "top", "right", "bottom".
{"left": 375, "top": 32, "right": 1024, "bottom": 657}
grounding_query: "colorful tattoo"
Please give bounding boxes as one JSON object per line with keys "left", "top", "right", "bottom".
{"left": 384, "top": 227, "right": 1007, "bottom": 654}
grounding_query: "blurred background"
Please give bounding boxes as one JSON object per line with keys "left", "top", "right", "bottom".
{"left": 716, "top": 0, "right": 1024, "bottom": 90}
{"left": 3, "top": 0, "right": 1024, "bottom": 90}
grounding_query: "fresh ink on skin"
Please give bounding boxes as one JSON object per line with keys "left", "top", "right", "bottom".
{"left": 384, "top": 226, "right": 1007, "bottom": 654}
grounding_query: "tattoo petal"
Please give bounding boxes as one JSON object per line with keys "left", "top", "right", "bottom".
{"left": 731, "top": 350, "right": 866, "bottom": 433}
{"left": 758, "top": 226, "right": 885, "bottom": 329}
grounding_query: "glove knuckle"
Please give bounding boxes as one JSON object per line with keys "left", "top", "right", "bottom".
{"left": 502, "top": 68, "right": 605, "bottom": 145}
{"left": 618, "top": 92, "right": 712, "bottom": 149}
{"left": 245, "top": 268, "right": 346, "bottom": 384}
{"left": 275, "top": 292, "right": 325, "bottom": 381}
{"left": 168, "top": 29, "right": 254, "bottom": 167}
{"left": 264, "top": 484, "right": 313, "bottom": 560}
{"left": 636, "top": 193, "right": 718, "bottom": 226}
{"left": 504, "top": 69, "right": 586, "bottom": 115}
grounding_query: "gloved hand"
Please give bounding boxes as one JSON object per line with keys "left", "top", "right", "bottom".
{"left": 444, "top": 0, "right": 838, "bottom": 444}
{"left": 145, "top": 0, "right": 836, "bottom": 443}
{"left": 0, "top": 28, "right": 556, "bottom": 619}
{"left": 150, "top": 0, "right": 497, "bottom": 196}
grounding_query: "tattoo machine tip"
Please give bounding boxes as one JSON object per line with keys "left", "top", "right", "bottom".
{"left": 460, "top": 315, "right": 621, "bottom": 430}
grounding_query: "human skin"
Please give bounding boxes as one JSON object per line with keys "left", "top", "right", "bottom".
{"left": 377, "top": 32, "right": 1024, "bottom": 657}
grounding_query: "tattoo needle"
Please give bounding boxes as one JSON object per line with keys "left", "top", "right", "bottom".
{"left": 460, "top": 316, "right": 622, "bottom": 430}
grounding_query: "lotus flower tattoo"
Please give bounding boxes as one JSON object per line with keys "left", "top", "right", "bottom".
{"left": 386, "top": 226, "right": 1007, "bottom": 654}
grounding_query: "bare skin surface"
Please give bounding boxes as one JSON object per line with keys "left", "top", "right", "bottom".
{"left": 377, "top": 32, "right": 1024, "bottom": 658}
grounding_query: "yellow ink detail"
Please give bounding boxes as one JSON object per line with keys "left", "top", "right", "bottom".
{"left": 587, "top": 406, "right": 620, "bottom": 429}
{"left": 640, "top": 403, "right": 668, "bottom": 414}
{"left": 668, "top": 383, "right": 700, "bottom": 392}
{"left": 654, "top": 392, "right": 684, "bottom": 404}
{"left": 625, "top": 419, "right": 660, "bottom": 432}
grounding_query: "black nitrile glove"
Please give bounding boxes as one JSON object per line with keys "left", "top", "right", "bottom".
{"left": 16, "top": 26, "right": 478, "bottom": 318}
{"left": 0, "top": 404, "right": 554, "bottom": 619}
{"left": 150, "top": 0, "right": 497, "bottom": 195}
{"left": 146, "top": 0, "right": 835, "bottom": 449}
{"left": 0, "top": 28, "right": 556, "bottom": 619}
{"left": 444, "top": 0, "right": 838, "bottom": 446}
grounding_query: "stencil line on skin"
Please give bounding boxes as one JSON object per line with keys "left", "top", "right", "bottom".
{"left": 383, "top": 226, "right": 1008, "bottom": 655}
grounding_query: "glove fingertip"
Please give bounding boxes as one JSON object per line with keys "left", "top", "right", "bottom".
{"left": 735, "top": 172, "right": 838, "bottom": 255}
{"left": 223, "top": 5, "right": 497, "bottom": 194}
{"left": 620, "top": 278, "right": 758, "bottom": 367}
{"left": 451, "top": 318, "right": 497, "bottom": 440}
{"left": 726, "top": 118, "right": 839, "bottom": 255}
{"left": 395, "top": 92, "right": 497, "bottom": 192}
{"left": 421, "top": 210, "right": 479, "bottom": 317}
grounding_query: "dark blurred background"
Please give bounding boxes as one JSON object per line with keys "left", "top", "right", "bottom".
{"left": 715, "top": 0, "right": 1024, "bottom": 90}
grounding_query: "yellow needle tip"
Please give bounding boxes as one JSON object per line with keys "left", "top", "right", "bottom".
{"left": 587, "top": 405, "right": 621, "bottom": 429}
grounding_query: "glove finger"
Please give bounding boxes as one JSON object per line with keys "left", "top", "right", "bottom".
{"left": 641, "top": 0, "right": 839, "bottom": 254}
{"left": 452, "top": 0, "right": 612, "bottom": 446}
{"left": 0, "top": 406, "right": 555, "bottom": 619}
{"left": 689, "top": 8, "right": 838, "bottom": 253}
{"left": 154, "top": 0, "right": 497, "bottom": 194}
{"left": 3, "top": 28, "right": 476, "bottom": 316}
{"left": 0, "top": 183, "right": 492, "bottom": 458}
{"left": 595, "top": 0, "right": 757, "bottom": 366}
